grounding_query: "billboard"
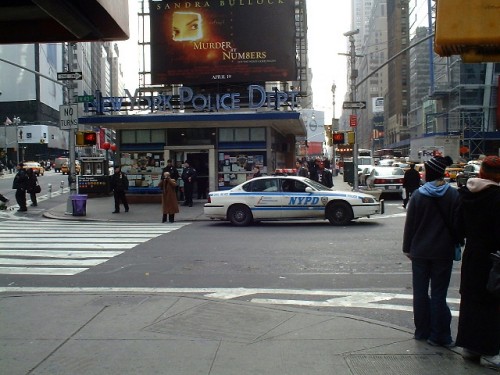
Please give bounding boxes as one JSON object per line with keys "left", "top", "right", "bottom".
{"left": 149, "top": 0, "right": 297, "bottom": 85}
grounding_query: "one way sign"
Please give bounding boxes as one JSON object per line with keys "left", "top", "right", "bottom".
{"left": 342, "top": 101, "right": 367, "bottom": 110}
{"left": 57, "top": 72, "right": 83, "bottom": 80}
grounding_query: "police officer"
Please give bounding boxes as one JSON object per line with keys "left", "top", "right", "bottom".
{"left": 181, "top": 160, "right": 197, "bottom": 207}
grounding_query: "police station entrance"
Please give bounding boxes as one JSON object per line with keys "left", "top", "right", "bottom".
{"left": 164, "top": 145, "right": 215, "bottom": 200}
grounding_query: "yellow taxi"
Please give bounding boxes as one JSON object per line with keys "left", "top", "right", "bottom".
{"left": 23, "top": 161, "right": 44, "bottom": 176}
{"left": 444, "top": 163, "right": 465, "bottom": 182}
{"left": 61, "top": 160, "right": 81, "bottom": 175}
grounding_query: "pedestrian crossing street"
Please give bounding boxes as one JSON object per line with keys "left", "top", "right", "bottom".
{"left": 0, "top": 221, "right": 189, "bottom": 276}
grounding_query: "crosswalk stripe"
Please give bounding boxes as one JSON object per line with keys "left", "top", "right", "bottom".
{"left": 0, "top": 221, "right": 189, "bottom": 276}
{"left": 0, "top": 267, "right": 88, "bottom": 276}
{"left": 0, "top": 243, "right": 137, "bottom": 249}
{"left": 0, "top": 258, "right": 108, "bottom": 266}
{"left": 0, "top": 238, "right": 154, "bottom": 243}
{"left": 0, "top": 250, "right": 123, "bottom": 258}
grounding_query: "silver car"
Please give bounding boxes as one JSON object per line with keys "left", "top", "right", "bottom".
{"left": 366, "top": 166, "right": 405, "bottom": 195}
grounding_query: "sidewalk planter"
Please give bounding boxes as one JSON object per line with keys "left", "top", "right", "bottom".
{"left": 71, "top": 194, "right": 88, "bottom": 216}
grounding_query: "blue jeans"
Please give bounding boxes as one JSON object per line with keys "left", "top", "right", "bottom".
{"left": 412, "top": 258, "right": 453, "bottom": 344}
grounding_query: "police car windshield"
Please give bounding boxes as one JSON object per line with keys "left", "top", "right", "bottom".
{"left": 303, "top": 178, "right": 334, "bottom": 191}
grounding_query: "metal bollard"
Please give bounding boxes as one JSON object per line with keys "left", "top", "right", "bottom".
{"left": 60, "top": 181, "right": 64, "bottom": 193}
{"left": 47, "top": 183, "right": 52, "bottom": 199}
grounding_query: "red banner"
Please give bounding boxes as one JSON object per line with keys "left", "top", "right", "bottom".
{"left": 349, "top": 115, "right": 357, "bottom": 127}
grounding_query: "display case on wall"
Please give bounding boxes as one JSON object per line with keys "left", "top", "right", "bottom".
{"left": 217, "top": 152, "right": 266, "bottom": 189}
{"left": 120, "top": 152, "right": 164, "bottom": 192}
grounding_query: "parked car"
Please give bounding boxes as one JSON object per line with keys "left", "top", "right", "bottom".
{"left": 204, "top": 175, "right": 384, "bottom": 226}
{"left": 22, "top": 161, "right": 44, "bottom": 176}
{"left": 456, "top": 163, "right": 481, "bottom": 187}
{"left": 365, "top": 166, "right": 405, "bottom": 195}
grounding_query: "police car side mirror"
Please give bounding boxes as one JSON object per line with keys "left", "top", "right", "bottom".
{"left": 305, "top": 187, "right": 313, "bottom": 193}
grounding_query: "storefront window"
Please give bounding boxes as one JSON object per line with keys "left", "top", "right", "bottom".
{"left": 217, "top": 151, "right": 266, "bottom": 189}
{"left": 122, "top": 130, "right": 136, "bottom": 143}
{"left": 136, "top": 129, "right": 151, "bottom": 143}
{"left": 120, "top": 152, "right": 164, "bottom": 191}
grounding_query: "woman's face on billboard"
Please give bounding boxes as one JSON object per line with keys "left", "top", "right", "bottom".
{"left": 172, "top": 12, "right": 202, "bottom": 41}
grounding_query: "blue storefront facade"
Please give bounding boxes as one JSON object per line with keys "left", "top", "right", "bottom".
{"left": 79, "top": 111, "right": 305, "bottom": 197}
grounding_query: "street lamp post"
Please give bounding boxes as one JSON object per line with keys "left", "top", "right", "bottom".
{"left": 344, "top": 29, "right": 360, "bottom": 191}
{"left": 13, "top": 116, "right": 21, "bottom": 164}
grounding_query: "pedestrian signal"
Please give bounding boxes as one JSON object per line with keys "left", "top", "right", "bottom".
{"left": 83, "top": 131, "right": 97, "bottom": 146}
{"left": 76, "top": 131, "right": 97, "bottom": 146}
{"left": 332, "top": 132, "right": 345, "bottom": 144}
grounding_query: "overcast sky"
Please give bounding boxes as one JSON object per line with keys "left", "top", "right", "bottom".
{"left": 118, "top": 0, "right": 351, "bottom": 124}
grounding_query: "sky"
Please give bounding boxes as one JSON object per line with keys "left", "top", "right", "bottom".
{"left": 118, "top": 1, "right": 351, "bottom": 124}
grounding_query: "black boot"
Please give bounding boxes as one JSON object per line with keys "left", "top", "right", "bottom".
{"left": 169, "top": 214, "right": 175, "bottom": 223}
{"left": 162, "top": 214, "right": 167, "bottom": 223}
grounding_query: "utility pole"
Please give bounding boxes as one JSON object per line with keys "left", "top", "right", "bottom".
{"left": 65, "top": 42, "right": 78, "bottom": 214}
{"left": 344, "top": 29, "right": 360, "bottom": 191}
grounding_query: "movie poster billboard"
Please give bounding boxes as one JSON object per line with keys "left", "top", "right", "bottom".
{"left": 149, "top": 0, "right": 297, "bottom": 85}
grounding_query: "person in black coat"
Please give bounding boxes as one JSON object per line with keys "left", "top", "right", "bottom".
{"left": 402, "top": 156, "right": 459, "bottom": 348}
{"left": 26, "top": 168, "right": 39, "bottom": 206}
{"left": 455, "top": 156, "right": 500, "bottom": 369}
{"left": 110, "top": 166, "right": 129, "bottom": 213}
{"left": 316, "top": 161, "right": 333, "bottom": 188}
{"left": 12, "top": 163, "right": 28, "bottom": 211}
{"left": 181, "top": 160, "right": 197, "bottom": 207}
{"left": 402, "top": 163, "right": 421, "bottom": 208}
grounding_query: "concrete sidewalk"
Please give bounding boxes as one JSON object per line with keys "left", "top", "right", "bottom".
{"left": 0, "top": 291, "right": 488, "bottom": 375}
{"left": 2, "top": 175, "right": 493, "bottom": 374}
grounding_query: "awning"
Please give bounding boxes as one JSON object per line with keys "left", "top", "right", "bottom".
{"left": 78, "top": 111, "right": 307, "bottom": 137}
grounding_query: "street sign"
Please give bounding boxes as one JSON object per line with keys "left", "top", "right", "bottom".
{"left": 57, "top": 72, "right": 83, "bottom": 80}
{"left": 349, "top": 114, "right": 358, "bottom": 127}
{"left": 342, "top": 101, "right": 367, "bottom": 110}
{"left": 59, "top": 104, "right": 78, "bottom": 129}
{"left": 75, "top": 95, "right": 94, "bottom": 103}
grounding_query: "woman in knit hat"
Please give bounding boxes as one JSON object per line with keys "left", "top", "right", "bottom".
{"left": 455, "top": 156, "right": 500, "bottom": 369}
{"left": 403, "top": 155, "right": 459, "bottom": 348}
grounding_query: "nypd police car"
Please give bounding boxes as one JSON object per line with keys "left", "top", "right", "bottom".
{"left": 204, "top": 176, "right": 384, "bottom": 226}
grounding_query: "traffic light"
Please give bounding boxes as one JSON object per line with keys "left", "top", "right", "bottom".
{"left": 332, "top": 132, "right": 345, "bottom": 145}
{"left": 75, "top": 131, "right": 97, "bottom": 146}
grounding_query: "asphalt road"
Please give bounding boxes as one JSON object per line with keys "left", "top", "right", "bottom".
{"left": 0, "top": 181, "right": 462, "bottom": 336}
